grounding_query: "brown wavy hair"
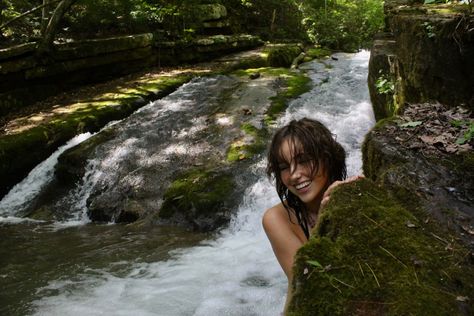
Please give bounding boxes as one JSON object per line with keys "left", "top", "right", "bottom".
{"left": 266, "top": 118, "right": 347, "bottom": 239}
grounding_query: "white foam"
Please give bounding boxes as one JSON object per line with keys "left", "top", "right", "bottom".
{"left": 0, "top": 133, "right": 93, "bottom": 217}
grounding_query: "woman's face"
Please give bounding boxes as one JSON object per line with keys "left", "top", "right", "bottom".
{"left": 278, "top": 137, "right": 328, "bottom": 210}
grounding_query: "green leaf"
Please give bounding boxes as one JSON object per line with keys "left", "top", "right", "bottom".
{"left": 307, "top": 260, "right": 323, "bottom": 269}
{"left": 399, "top": 121, "right": 423, "bottom": 128}
{"left": 456, "top": 137, "right": 466, "bottom": 145}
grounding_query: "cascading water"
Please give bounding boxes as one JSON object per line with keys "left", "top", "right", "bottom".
{"left": 0, "top": 51, "right": 374, "bottom": 316}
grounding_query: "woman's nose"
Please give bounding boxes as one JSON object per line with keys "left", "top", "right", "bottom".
{"left": 290, "top": 163, "right": 302, "bottom": 179}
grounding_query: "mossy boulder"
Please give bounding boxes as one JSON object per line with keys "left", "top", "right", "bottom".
{"left": 288, "top": 179, "right": 474, "bottom": 315}
{"left": 266, "top": 44, "right": 304, "bottom": 68}
{"left": 159, "top": 168, "right": 235, "bottom": 231}
{"left": 194, "top": 4, "right": 227, "bottom": 22}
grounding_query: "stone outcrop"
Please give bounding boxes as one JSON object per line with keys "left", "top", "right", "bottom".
{"left": 368, "top": 3, "right": 474, "bottom": 119}
{"left": 0, "top": 33, "right": 262, "bottom": 117}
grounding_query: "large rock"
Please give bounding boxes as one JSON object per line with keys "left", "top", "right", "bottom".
{"left": 385, "top": 4, "right": 474, "bottom": 112}
{"left": 288, "top": 179, "right": 474, "bottom": 315}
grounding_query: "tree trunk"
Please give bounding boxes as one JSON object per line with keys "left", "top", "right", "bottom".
{"left": 41, "top": 0, "right": 51, "bottom": 35}
{"left": 37, "top": 0, "right": 77, "bottom": 55}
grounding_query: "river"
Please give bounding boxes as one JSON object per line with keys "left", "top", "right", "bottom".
{"left": 0, "top": 51, "right": 375, "bottom": 315}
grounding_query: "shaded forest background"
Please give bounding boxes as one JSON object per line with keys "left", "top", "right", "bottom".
{"left": 0, "top": 0, "right": 385, "bottom": 52}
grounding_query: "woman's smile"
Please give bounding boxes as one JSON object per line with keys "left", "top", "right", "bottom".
{"left": 294, "top": 180, "right": 311, "bottom": 191}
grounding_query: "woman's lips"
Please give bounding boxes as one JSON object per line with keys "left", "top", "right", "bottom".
{"left": 295, "top": 180, "right": 311, "bottom": 192}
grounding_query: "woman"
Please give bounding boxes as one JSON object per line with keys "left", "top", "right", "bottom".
{"left": 262, "top": 117, "right": 361, "bottom": 312}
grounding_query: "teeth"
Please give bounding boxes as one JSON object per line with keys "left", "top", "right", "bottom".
{"left": 295, "top": 181, "right": 311, "bottom": 190}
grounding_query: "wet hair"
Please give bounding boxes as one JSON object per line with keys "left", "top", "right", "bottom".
{"left": 266, "top": 118, "right": 347, "bottom": 239}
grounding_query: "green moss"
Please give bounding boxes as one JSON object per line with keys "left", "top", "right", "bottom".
{"left": 227, "top": 123, "right": 268, "bottom": 162}
{"left": 160, "top": 168, "right": 234, "bottom": 219}
{"left": 266, "top": 44, "right": 303, "bottom": 67}
{"left": 265, "top": 69, "right": 312, "bottom": 125}
{"left": 230, "top": 67, "right": 311, "bottom": 126}
{"left": 306, "top": 47, "right": 331, "bottom": 60}
{"left": 288, "top": 179, "right": 473, "bottom": 315}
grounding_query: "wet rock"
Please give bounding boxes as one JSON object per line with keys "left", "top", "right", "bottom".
{"left": 362, "top": 103, "right": 474, "bottom": 248}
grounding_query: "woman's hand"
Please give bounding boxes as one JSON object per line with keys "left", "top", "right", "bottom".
{"left": 320, "top": 175, "right": 364, "bottom": 209}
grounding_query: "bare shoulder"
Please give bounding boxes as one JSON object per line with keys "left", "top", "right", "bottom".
{"left": 262, "top": 203, "right": 288, "bottom": 230}
{"left": 262, "top": 203, "right": 306, "bottom": 244}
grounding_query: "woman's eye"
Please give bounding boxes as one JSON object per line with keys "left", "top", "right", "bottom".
{"left": 278, "top": 164, "right": 289, "bottom": 170}
{"left": 297, "top": 155, "right": 312, "bottom": 164}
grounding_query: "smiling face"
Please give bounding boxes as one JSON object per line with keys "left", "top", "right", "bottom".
{"left": 278, "top": 137, "right": 329, "bottom": 211}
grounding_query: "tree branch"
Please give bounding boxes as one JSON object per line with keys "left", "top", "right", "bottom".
{"left": 0, "top": 0, "right": 61, "bottom": 30}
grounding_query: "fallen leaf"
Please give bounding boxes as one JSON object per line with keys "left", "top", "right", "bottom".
{"left": 456, "top": 296, "right": 469, "bottom": 302}
{"left": 420, "top": 135, "right": 435, "bottom": 144}
{"left": 399, "top": 121, "right": 423, "bottom": 128}
{"left": 445, "top": 144, "right": 458, "bottom": 153}
{"left": 461, "top": 225, "right": 474, "bottom": 235}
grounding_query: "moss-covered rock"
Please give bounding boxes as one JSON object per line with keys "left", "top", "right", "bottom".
{"left": 159, "top": 168, "right": 235, "bottom": 231}
{"left": 266, "top": 44, "right": 304, "bottom": 68}
{"left": 288, "top": 179, "right": 474, "bottom": 316}
{"left": 227, "top": 123, "right": 268, "bottom": 162}
{"left": 304, "top": 47, "right": 331, "bottom": 60}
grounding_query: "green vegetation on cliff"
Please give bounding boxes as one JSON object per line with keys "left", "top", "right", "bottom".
{"left": 288, "top": 179, "right": 473, "bottom": 315}
{"left": 2, "top": 0, "right": 384, "bottom": 51}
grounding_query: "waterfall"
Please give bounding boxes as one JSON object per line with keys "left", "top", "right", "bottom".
{"left": 0, "top": 133, "right": 93, "bottom": 221}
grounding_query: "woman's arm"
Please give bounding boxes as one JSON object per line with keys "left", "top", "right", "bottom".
{"left": 262, "top": 205, "right": 304, "bottom": 280}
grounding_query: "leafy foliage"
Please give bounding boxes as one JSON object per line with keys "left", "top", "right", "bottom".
{"left": 299, "top": 0, "right": 384, "bottom": 50}
{"left": 1, "top": 0, "right": 385, "bottom": 52}
{"left": 375, "top": 74, "right": 394, "bottom": 95}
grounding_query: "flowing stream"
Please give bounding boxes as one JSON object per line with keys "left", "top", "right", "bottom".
{"left": 0, "top": 51, "right": 374, "bottom": 316}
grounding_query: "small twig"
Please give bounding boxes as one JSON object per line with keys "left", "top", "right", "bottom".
{"left": 332, "top": 276, "right": 355, "bottom": 289}
{"left": 365, "top": 263, "right": 380, "bottom": 288}
{"left": 357, "top": 261, "right": 365, "bottom": 277}
{"left": 366, "top": 191, "right": 383, "bottom": 202}
{"left": 329, "top": 278, "right": 342, "bottom": 293}
{"left": 414, "top": 270, "right": 420, "bottom": 286}
{"left": 401, "top": 126, "right": 422, "bottom": 142}
{"left": 362, "top": 213, "right": 384, "bottom": 229}
{"left": 431, "top": 232, "right": 449, "bottom": 244}
{"left": 425, "top": 284, "right": 458, "bottom": 298}
{"left": 379, "top": 245, "right": 408, "bottom": 268}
